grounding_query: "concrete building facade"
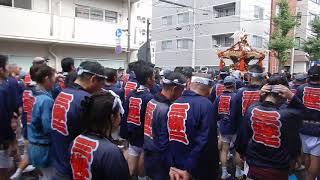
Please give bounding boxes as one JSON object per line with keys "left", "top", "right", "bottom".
{"left": 294, "top": 0, "right": 320, "bottom": 73}
{"left": 269, "top": 0, "right": 320, "bottom": 73}
{"left": 0, "top": 0, "right": 151, "bottom": 72}
{"left": 152, "top": 0, "right": 271, "bottom": 71}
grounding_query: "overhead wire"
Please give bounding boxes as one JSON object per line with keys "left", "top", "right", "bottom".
{"left": 151, "top": 13, "right": 320, "bottom": 33}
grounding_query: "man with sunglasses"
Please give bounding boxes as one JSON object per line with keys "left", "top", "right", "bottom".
{"left": 51, "top": 61, "right": 106, "bottom": 180}
{"left": 143, "top": 71, "right": 186, "bottom": 180}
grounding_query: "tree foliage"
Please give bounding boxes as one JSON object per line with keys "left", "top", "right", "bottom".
{"left": 268, "top": 0, "right": 296, "bottom": 69}
{"left": 303, "top": 18, "right": 320, "bottom": 61}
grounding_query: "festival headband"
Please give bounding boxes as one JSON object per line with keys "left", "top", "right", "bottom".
{"left": 220, "top": 71, "right": 230, "bottom": 75}
{"left": 191, "top": 76, "right": 214, "bottom": 86}
{"left": 77, "top": 67, "right": 107, "bottom": 79}
{"left": 102, "top": 89, "right": 125, "bottom": 115}
{"left": 248, "top": 71, "right": 264, "bottom": 78}
{"left": 309, "top": 73, "right": 320, "bottom": 79}
{"left": 162, "top": 78, "right": 186, "bottom": 86}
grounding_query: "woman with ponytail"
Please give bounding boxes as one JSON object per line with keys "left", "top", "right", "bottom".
{"left": 68, "top": 92, "right": 129, "bottom": 180}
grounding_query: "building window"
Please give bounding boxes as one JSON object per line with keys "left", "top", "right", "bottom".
{"left": 0, "top": 0, "right": 12, "bottom": 6}
{"left": 212, "top": 34, "right": 234, "bottom": 47}
{"left": 14, "top": 0, "right": 32, "bottom": 9}
{"left": 213, "top": 3, "right": 235, "bottom": 18}
{"left": 90, "top": 8, "right": 104, "bottom": 21}
{"left": 105, "top": 10, "right": 118, "bottom": 23}
{"left": 75, "top": 5, "right": 118, "bottom": 23}
{"left": 309, "top": 13, "right": 319, "bottom": 26}
{"left": 161, "top": 40, "right": 173, "bottom": 50}
{"left": 254, "top": 6, "right": 264, "bottom": 19}
{"left": 0, "top": 0, "right": 32, "bottom": 9}
{"left": 75, "top": 5, "right": 90, "bottom": 19}
{"left": 162, "top": 16, "right": 173, "bottom": 26}
{"left": 252, "top": 35, "right": 263, "bottom": 48}
{"left": 295, "top": 37, "right": 301, "bottom": 49}
{"left": 178, "top": 12, "right": 189, "bottom": 24}
{"left": 177, "top": 39, "right": 192, "bottom": 49}
{"left": 224, "top": 37, "right": 234, "bottom": 47}
{"left": 296, "top": 12, "right": 302, "bottom": 25}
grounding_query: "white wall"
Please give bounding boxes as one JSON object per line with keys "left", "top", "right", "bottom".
{"left": 294, "top": 62, "right": 307, "bottom": 73}
{"left": 0, "top": 0, "right": 149, "bottom": 50}
{"left": 33, "top": 0, "right": 49, "bottom": 12}
{"left": 239, "top": 0, "right": 271, "bottom": 47}
{"left": 0, "top": 40, "right": 128, "bottom": 71}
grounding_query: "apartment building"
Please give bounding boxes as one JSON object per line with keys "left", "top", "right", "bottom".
{"left": 152, "top": 0, "right": 271, "bottom": 71}
{"left": 269, "top": 0, "right": 320, "bottom": 73}
{"left": 294, "top": 0, "right": 320, "bottom": 72}
{"left": 0, "top": 0, "right": 151, "bottom": 72}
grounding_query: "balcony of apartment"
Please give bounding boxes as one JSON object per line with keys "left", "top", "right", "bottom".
{"left": 0, "top": 4, "right": 138, "bottom": 49}
{"left": 213, "top": 0, "right": 236, "bottom": 6}
{"left": 211, "top": 33, "right": 234, "bottom": 50}
{"left": 201, "top": 2, "right": 240, "bottom": 35}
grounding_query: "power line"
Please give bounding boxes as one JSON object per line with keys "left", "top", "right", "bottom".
{"left": 151, "top": 13, "right": 320, "bottom": 33}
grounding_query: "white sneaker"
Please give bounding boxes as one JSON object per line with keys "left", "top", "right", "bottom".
{"left": 221, "top": 173, "right": 231, "bottom": 180}
{"left": 22, "top": 165, "right": 36, "bottom": 173}
{"left": 10, "top": 169, "right": 22, "bottom": 179}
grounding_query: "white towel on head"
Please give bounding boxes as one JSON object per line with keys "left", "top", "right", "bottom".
{"left": 108, "top": 90, "right": 125, "bottom": 115}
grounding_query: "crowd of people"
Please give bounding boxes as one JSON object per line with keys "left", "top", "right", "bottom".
{"left": 0, "top": 53, "right": 319, "bottom": 180}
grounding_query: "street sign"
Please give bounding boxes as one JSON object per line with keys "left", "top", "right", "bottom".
{"left": 150, "top": 41, "right": 156, "bottom": 64}
{"left": 115, "top": 29, "right": 123, "bottom": 38}
{"left": 115, "top": 38, "right": 121, "bottom": 44}
{"left": 115, "top": 45, "right": 122, "bottom": 54}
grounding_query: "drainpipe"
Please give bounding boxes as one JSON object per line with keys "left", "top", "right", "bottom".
{"left": 49, "top": 44, "right": 59, "bottom": 70}
{"left": 49, "top": 0, "right": 54, "bottom": 36}
{"left": 72, "top": 0, "right": 75, "bottom": 38}
{"left": 59, "top": 0, "right": 62, "bottom": 16}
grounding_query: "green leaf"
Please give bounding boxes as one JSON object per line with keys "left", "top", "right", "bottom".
{"left": 303, "top": 18, "right": 320, "bottom": 60}
{"left": 268, "top": 0, "right": 295, "bottom": 67}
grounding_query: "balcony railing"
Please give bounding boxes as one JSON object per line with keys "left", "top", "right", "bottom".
{"left": 0, "top": 5, "right": 139, "bottom": 49}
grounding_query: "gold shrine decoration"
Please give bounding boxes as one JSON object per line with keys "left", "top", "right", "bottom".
{"left": 217, "top": 35, "right": 265, "bottom": 72}
{"left": 220, "top": 51, "right": 242, "bottom": 58}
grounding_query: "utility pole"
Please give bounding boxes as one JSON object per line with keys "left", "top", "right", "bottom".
{"left": 126, "top": 0, "right": 131, "bottom": 64}
{"left": 146, "top": 19, "right": 151, "bottom": 62}
{"left": 290, "top": 25, "right": 296, "bottom": 74}
{"left": 191, "top": 0, "right": 196, "bottom": 69}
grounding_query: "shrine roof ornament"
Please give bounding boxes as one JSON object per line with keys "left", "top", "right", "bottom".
{"left": 217, "top": 34, "right": 265, "bottom": 72}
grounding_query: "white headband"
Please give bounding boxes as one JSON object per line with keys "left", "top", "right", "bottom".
{"left": 77, "top": 67, "right": 107, "bottom": 79}
{"left": 102, "top": 89, "right": 124, "bottom": 115}
{"left": 162, "top": 78, "right": 186, "bottom": 86}
{"left": 191, "top": 76, "right": 214, "bottom": 86}
{"left": 248, "top": 71, "right": 264, "bottom": 78}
